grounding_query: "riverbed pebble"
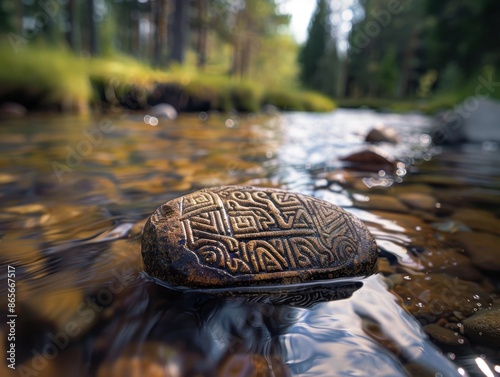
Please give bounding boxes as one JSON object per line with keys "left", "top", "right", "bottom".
{"left": 453, "top": 232, "right": 500, "bottom": 272}
{"left": 451, "top": 208, "right": 500, "bottom": 235}
{"left": 462, "top": 306, "right": 500, "bottom": 348}
{"left": 353, "top": 194, "right": 409, "bottom": 213}
{"left": 365, "top": 125, "right": 400, "bottom": 144}
{"left": 340, "top": 147, "right": 396, "bottom": 174}
{"left": 398, "top": 193, "right": 438, "bottom": 212}
{"left": 391, "top": 274, "right": 492, "bottom": 323}
{"left": 142, "top": 186, "right": 378, "bottom": 288}
{"left": 423, "top": 323, "right": 468, "bottom": 346}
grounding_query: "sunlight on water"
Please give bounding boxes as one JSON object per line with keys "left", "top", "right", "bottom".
{"left": 1, "top": 110, "right": 499, "bottom": 376}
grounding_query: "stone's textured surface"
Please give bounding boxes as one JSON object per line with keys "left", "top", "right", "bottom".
{"left": 462, "top": 307, "right": 500, "bottom": 347}
{"left": 142, "top": 186, "right": 378, "bottom": 288}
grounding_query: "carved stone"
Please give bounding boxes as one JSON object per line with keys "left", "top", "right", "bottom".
{"left": 141, "top": 186, "right": 378, "bottom": 288}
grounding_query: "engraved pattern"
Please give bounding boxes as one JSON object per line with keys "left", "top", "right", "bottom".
{"left": 180, "top": 187, "right": 361, "bottom": 275}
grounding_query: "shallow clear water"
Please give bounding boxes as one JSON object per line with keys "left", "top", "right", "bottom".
{"left": 1, "top": 109, "right": 499, "bottom": 376}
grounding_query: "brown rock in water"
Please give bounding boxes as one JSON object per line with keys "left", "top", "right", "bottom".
{"left": 423, "top": 324, "right": 468, "bottom": 346}
{"left": 365, "top": 125, "right": 400, "bottom": 144}
{"left": 353, "top": 194, "right": 409, "bottom": 213}
{"left": 0, "top": 101, "right": 27, "bottom": 117}
{"left": 398, "top": 193, "right": 437, "bottom": 212}
{"left": 142, "top": 186, "right": 378, "bottom": 288}
{"left": 340, "top": 147, "right": 396, "bottom": 174}
{"left": 462, "top": 307, "right": 500, "bottom": 348}
{"left": 392, "top": 274, "right": 491, "bottom": 322}
{"left": 453, "top": 232, "right": 500, "bottom": 272}
{"left": 452, "top": 208, "right": 500, "bottom": 235}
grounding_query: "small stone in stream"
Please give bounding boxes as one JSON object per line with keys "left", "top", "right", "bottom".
{"left": 424, "top": 324, "right": 468, "bottom": 346}
{"left": 0, "top": 101, "right": 27, "bottom": 117}
{"left": 340, "top": 147, "right": 396, "bottom": 174}
{"left": 391, "top": 274, "right": 492, "bottom": 322}
{"left": 398, "top": 193, "right": 437, "bottom": 212}
{"left": 365, "top": 125, "right": 400, "bottom": 144}
{"left": 353, "top": 194, "right": 408, "bottom": 213}
{"left": 451, "top": 208, "right": 500, "bottom": 235}
{"left": 148, "top": 103, "right": 178, "bottom": 119}
{"left": 462, "top": 307, "right": 500, "bottom": 348}
{"left": 142, "top": 186, "right": 378, "bottom": 288}
{"left": 217, "top": 354, "right": 290, "bottom": 377}
{"left": 453, "top": 232, "right": 500, "bottom": 272}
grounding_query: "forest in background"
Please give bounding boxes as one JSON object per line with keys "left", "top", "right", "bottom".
{"left": 301, "top": 0, "right": 500, "bottom": 109}
{"left": 0, "top": 0, "right": 499, "bottom": 114}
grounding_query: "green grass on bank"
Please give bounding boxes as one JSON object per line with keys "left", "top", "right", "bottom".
{"left": 0, "top": 42, "right": 335, "bottom": 114}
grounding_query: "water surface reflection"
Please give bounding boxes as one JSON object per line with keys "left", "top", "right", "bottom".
{"left": 1, "top": 109, "right": 499, "bottom": 376}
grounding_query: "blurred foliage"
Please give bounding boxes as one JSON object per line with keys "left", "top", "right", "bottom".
{"left": 1, "top": 0, "right": 499, "bottom": 113}
{"left": 297, "top": 0, "right": 500, "bottom": 111}
{"left": 299, "top": 0, "right": 331, "bottom": 91}
{"left": 0, "top": 0, "right": 334, "bottom": 113}
{"left": 0, "top": 39, "right": 334, "bottom": 113}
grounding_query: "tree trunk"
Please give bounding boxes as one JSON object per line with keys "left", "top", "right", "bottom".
{"left": 171, "top": 0, "right": 188, "bottom": 63}
{"left": 196, "top": 0, "right": 208, "bottom": 69}
{"left": 231, "top": 34, "right": 242, "bottom": 77}
{"left": 399, "top": 28, "right": 418, "bottom": 97}
{"left": 154, "top": 0, "right": 169, "bottom": 67}
{"left": 231, "top": 10, "right": 244, "bottom": 77}
{"left": 15, "top": 0, "right": 24, "bottom": 34}
{"left": 129, "top": 1, "right": 139, "bottom": 58}
{"left": 87, "top": 0, "right": 97, "bottom": 55}
{"left": 338, "top": 57, "right": 348, "bottom": 98}
{"left": 65, "top": 0, "right": 76, "bottom": 51}
{"left": 240, "top": 33, "right": 252, "bottom": 78}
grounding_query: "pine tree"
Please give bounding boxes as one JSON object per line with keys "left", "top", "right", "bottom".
{"left": 298, "top": 0, "right": 332, "bottom": 89}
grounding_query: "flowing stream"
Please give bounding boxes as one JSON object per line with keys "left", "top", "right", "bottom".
{"left": 1, "top": 109, "right": 499, "bottom": 376}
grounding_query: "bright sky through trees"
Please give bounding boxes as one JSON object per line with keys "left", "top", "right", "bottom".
{"left": 279, "top": 0, "right": 316, "bottom": 43}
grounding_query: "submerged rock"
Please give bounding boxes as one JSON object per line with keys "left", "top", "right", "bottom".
{"left": 365, "top": 125, "right": 400, "bottom": 144}
{"left": 392, "top": 274, "right": 491, "bottom": 323}
{"left": 149, "top": 103, "right": 178, "bottom": 119}
{"left": 453, "top": 232, "right": 500, "bottom": 272}
{"left": 142, "top": 186, "right": 378, "bottom": 288}
{"left": 462, "top": 306, "right": 500, "bottom": 347}
{"left": 0, "top": 101, "right": 27, "bottom": 117}
{"left": 340, "top": 147, "right": 396, "bottom": 174}
{"left": 398, "top": 193, "right": 437, "bottom": 212}
{"left": 423, "top": 324, "right": 468, "bottom": 346}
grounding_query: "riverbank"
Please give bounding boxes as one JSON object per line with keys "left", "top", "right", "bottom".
{"left": 0, "top": 43, "right": 335, "bottom": 115}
